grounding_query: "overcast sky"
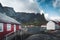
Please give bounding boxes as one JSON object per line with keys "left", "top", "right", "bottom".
{"left": 0, "top": 0, "right": 41, "bottom": 13}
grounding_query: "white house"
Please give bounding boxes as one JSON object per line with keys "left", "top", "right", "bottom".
{"left": 41, "top": 21, "right": 60, "bottom": 30}
{"left": 41, "top": 25, "right": 46, "bottom": 28}
{"left": 46, "top": 21, "right": 60, "bottom": 30}
{"left": 47, "top": 21, "right": 55, "bottom": 30}
{"left": 41, "top": 25, "right": 46, "bottom": 31}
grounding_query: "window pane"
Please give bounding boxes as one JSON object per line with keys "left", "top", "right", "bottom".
{"left": 19, "top": 25, "right": 21, "bottom": 29}
{"left": 14, "top": 25, "right": 16, "bottom": 32}
{"left": 0, "top": 23, "right": 3, "bottom": 32}
{"left": 7, "top": 24, "right": 11, "bottom": 31}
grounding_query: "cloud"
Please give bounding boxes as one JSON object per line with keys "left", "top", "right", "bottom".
{"left": 44, "top": 13, "right": 49, "bottom": 21}
{"left": 44, "top": 14, "right": 60, "bottom": 22}
{"left": 53, "top": 0, "right": 60, "bottom": 8}
{"left": 0, "top": 0, "right": 40, "bottom": 13}
{"left": 50, "top": 16, "right": 60, "bottom": 22}
{"left": 52, "top": 0, "right": 60, "bottom": 13}
{"left": 45, "top": 14, "right": 48, "bottom": 18}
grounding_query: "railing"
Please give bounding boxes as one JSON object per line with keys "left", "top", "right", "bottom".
{"left": 4, "top": 30, "right": 20, "bottom": 40}
{"left": 4, "top": 31, "right": 14, "bottom": 40}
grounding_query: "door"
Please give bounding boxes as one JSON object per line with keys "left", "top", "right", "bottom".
{"left": 14, "top": 25, "right": 16, "bottom": 32}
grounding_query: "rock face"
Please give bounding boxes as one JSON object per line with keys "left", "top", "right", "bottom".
{"left": 0, "top": 3, "right": 16, "bottom": 17}
{"left": 3, "top": 7, "right": 16, "bottom": 17}
{"left": 0, "top": 3, "right": 47, "bottom": 25}
{"left": 0, "top": 3, "right": 4, "bottom": 13}
{"left": 15, "top": 12, "right": 47, "bottom": 25}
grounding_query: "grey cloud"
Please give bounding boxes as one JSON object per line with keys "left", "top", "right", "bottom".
{"left": 0, "top": 0, "right": 40, "bottom": 13}
{"left": 53, "top": 0, "right": 60, "bottom": 8}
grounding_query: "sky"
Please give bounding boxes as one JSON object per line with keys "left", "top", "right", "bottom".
{"left": 0, "top": 0, "right": 60, "bottom": 21}
{"left": 36, "top": 0, "right": 60, "bottom": 21}
{"left": 0, "top": 0, "right": 40, "bottom": 13}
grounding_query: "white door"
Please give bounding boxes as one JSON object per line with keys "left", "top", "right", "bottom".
{"left": 14, "top": 25, "right": 16, "bottom": 32}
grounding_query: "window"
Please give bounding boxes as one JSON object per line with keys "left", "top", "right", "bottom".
{"left": 0, "top": 23, "right": 3, "bottom": 32}
{"left": 19, "top": 25, "right": 21, "bottom": 29}
{"left": 7, "top": 24, "right": 11, "bottom": 31}
{"left": 14, "top": 25, "right": 16, "bottom": 32}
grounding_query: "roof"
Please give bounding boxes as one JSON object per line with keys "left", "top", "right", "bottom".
{"left": 48, "top": 21, "right": 57, "bottom": 24}
{"left": 0, "top": 13, "right": 20, "bottom": 24}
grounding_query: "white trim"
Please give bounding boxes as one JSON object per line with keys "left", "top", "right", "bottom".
{"left": 7, "top": 24, "right": 11, "bottom": 31}
{"left": 0, "top": 23, "right": 3, "bottom": 32}
{"left": 14, "top": 25, "right": 16, "bottom": 32}
{"left": 19, "top": 25, "right": 21, "bottom": 29}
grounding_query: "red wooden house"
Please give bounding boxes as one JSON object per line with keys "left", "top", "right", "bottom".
{"left": 0, "top": 13, "right": 21, "bottom": 40}
{"left": 58, "top": 22, "right": 60, "bottom": 26}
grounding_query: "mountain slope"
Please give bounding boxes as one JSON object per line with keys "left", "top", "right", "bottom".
{"left": 0, "top": 3, "right": 47, "bottom": 26}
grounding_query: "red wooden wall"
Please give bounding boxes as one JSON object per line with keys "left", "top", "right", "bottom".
{"left": 16, "top": 24, "right": 19, "bottom": 30}
{"left": 0, "top": 23, "right": 21, "bottom": 40}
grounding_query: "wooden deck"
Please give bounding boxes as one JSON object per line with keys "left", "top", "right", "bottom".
{"left": 3, "top": 30, "right": 21, "bottom": 40}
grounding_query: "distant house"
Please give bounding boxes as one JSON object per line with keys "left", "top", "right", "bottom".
{"left": 41, "top": 25, "right": 46, "bottom": 31}
{"left": 58, "top": 22, "right": 60, "bottom": 26}
{"left": 41, "top": 21, "right": 60, "bottom": 30}
{"left": 47, "top": 21, "right": 55, "bottom": 30}
{"left": 41, "top": 25, "right": 46, "bottom": 28}
{"left": 46, "top": 21, "right": 59, "bottom": 30}
{"left": 0, "top": 13, "right": 21, "bottom": 40}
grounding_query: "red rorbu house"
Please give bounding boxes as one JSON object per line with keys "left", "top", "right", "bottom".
{"left": 58, "top": 22, "right": 60, "bottom": 26}
{"left": 0, "top": 13, "right": 21, "bottom": 40}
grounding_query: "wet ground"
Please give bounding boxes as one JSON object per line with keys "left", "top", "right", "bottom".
{"left": 4, "top": 27, "right": 60, "bottom": 40}
{"left": 11, "top": 30, "right": 60, "bottom": 40}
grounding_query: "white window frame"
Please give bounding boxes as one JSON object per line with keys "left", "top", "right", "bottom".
{"left": 7, "top": 24, "right": 11, "bottom": 31}
{"left": 14, "top": 25, "right": 16, "bottom": 32}
{"left": 19, "top": 25, "right": 21, "bottom": 29}
{"left": 0, "top": 23, "right": 3, "bottom": 32}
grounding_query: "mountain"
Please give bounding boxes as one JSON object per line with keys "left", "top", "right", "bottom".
{"left": 3, "top": 7, "right": 16, "bottom": 17}
{"left": 0, "top": 3, "right": 47, "bottom": 26}
{"left": 0, "top": 3, "right": 16, "bottom": 17}
{"left": 15, "top": 12, "right": 47, "bottom": 26}
{"left": 0, "top": 3, "right": 4, "bottom": 13}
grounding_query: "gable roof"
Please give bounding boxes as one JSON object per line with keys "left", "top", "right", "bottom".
{"left": 0, "top": 13, "right": 20, "bottom": 24}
